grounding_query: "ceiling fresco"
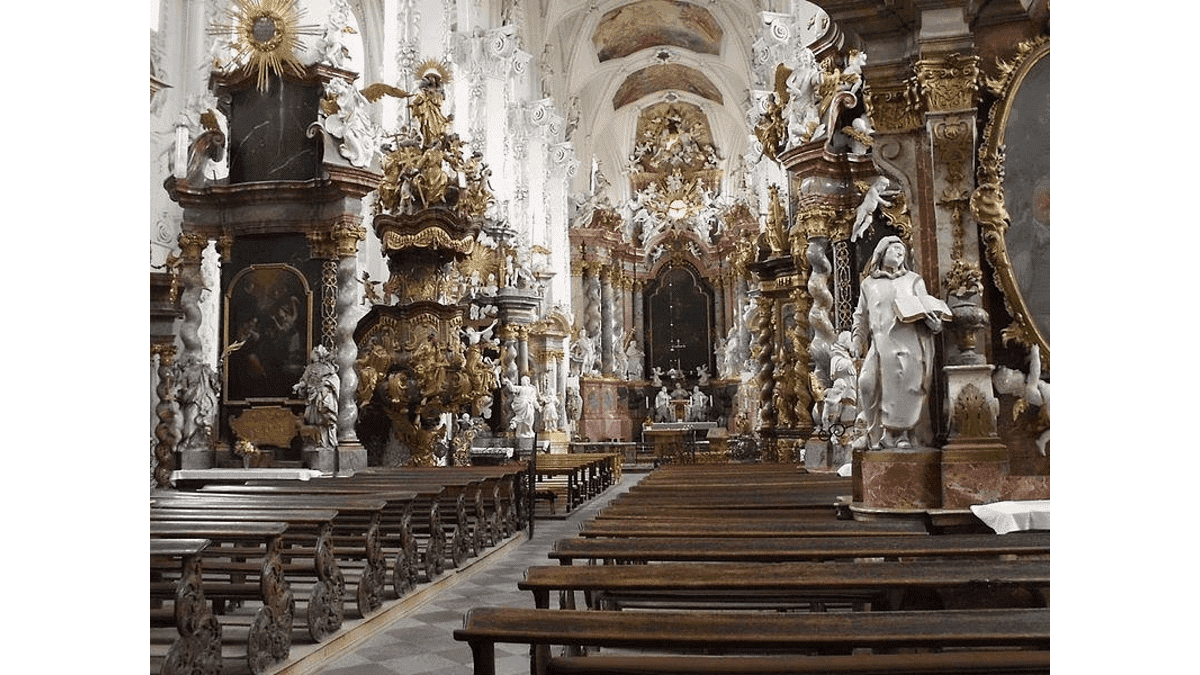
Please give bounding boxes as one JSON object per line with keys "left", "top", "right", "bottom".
{"left": 592, "top": 0, "right": 723, "bottom": 62}
{"left": 611, "top": 63, "right": 723, "bottom": 110}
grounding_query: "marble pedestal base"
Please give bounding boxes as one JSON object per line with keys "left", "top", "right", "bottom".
{"left": 861, "top": 447, "right": 941, "bottom": 510}
{"left": 805, "top": 438, "right": 853, "bottom": 471}
{"left": 578, "top": 378, "right": 633, "bottom": 441}
{"left": 941, "top": 442, "right": 1008, "bottom": 509}
{"left": 303, "top": 442, "right": 368, "bottom": 475}
{"left": 179, "top": 447, "right": 215, "bottom": 469}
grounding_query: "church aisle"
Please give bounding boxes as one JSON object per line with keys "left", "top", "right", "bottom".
{"left": 315, "top": 469, "right": 647, "bottom": 675}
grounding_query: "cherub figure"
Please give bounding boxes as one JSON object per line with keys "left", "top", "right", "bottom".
{"left": 993, "top": 346, "right": 1050, "bottom": 455}
{"left": 851, "top": 176, "right": 893, "bottom": 242}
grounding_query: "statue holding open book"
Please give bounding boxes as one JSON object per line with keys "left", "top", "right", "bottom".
{"left": 851, "top": 236, "right": 950, "bottom": 450}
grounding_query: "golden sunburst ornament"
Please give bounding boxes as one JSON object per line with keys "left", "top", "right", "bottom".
{"left": 413, "top": 58, "right": 453, "bottom": 87}
{"left": 209, "top": 0, "right": 321, "bottom": 92}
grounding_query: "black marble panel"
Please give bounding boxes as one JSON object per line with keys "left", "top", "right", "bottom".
{"left": 644, "top": 265, "right": 714, "bottom": 376}
{"left": 228, "top": 75, "right": 321, "bottom": 183}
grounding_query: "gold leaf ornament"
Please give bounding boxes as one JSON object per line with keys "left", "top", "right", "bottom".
{"left": 209, "top": 0, "right": 322, "bottom": 92}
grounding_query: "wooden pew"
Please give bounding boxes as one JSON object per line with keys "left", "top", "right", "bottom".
{"left": 153, "top": 493, "right": 393, "bottom": 613}
{"left": 454, "top": 607, "right": 1050, "bottom": 675}
{"left": 152, "top": 508, "right": 346, "bottom": 641}
{"left": 150, "top": 538, "right": 221, "bottom": 675}
{"left": 231, "top": 481, "right": 450, "bottom": 582}
{"left": 150, "top": 520, "right": 293, "bottom": 674}
{"left": 519, "top": 558, "right": 1049, "bottom": 612}
{"left": 549, "top": 532, "right": 1049, "bottom": 565}
{"left": 543, "top": 651, "right": 1050, "bottom": 674}
{"left": 577, "top": 518, "right": 928, "bottom": 538}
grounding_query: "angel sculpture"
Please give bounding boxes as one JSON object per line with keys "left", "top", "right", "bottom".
{"left": 851, "top": 176, "right": 893, "bottom": 242}
{"left": 993, "top": 346, "right": 1050, "bottom": 456}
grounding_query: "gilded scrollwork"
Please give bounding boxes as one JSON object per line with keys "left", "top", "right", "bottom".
{"left": 973, "top": 38, "right": 1049, "bottom": 362}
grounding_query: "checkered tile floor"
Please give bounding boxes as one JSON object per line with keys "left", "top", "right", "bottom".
{"left": 315, "top": 470, "right": 646, "bottom": 675}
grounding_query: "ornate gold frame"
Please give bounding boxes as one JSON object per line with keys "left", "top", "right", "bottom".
{"left": 973, "top": 37, "right": 1049, "bottom": 363}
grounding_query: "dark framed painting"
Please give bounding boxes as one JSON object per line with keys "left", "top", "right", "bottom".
{"left": 978, "top": 37, "right": 1050, "bottom": 364}
{"left": 223, "top": 263, "right": 313, "bottom": 403}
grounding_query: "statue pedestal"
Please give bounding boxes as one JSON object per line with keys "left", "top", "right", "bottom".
{"left": 179, "top": 446, "right": 215, "bottom": 470}
{"left": 339, "top": 440, "right": 368, "bottom": 475}
{"left": 861, "top": 447, "right": 941, "bottom": 510}
{"left": 302, "top": 441, "right": 368, "bottom": 475}
{"left": 941, "top": 442, "right": 1009, "bottom": 509}
{"left": 578, "top": 378, "right": 633, "bottom": 441}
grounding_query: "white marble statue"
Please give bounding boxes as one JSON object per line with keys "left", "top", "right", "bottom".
{"left": 322, "top": 77, "right": 379, "bottom": 168}
{"left": 687, "top": 386, "right": 710, "bottom": 422}
{"left": 572, "top": 329, "right": 600, "bottom": 377}
{"left": 650, "top": 366, "right": 664, "bottom": 387}
{"left": 176, "top": 353, "right": 219, "bottom": 451}
{"left": 565, "top": 384, "right": 583, "bottom": 424}
{"left": 993, "top": 345, "right": 1051, "bottom": 455}
{"left": 714, "top": 339, "right": 728, "bottom": 379}
{"left": 654, "top": 386, "right": 673, "bottom": 422}
{"left": 851, "top": 237, "right": 949, "bottom": 450}
{"left": 293, "top": 345, "right": 340, "bottom": 450}
{"left": 822, "top": 331, "right": 859, "bottom": 430}
{"left": 696, "top": 364, "right": 710, "bottom": 386}
{"left": 786, "top": 47, "right": 825, "bottom": 146}
{"left": 314, "top": 0, "right": 354, "bottom": 68}
{"left": 611, "top": 340, "right": 628, "bottom": 379}
{"left": 624, "top": 338, "right": 645, "bottom": 380}
{"left": 507, "top": 375, "right": 539, "bottom": 438}
{"left": 851, "top": 176, "right": 893, "bottom": 242}
{"left": 539, "top": 385, "right": 561, "bottom": 433}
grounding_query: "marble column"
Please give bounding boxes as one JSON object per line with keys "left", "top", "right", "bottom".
{"left": 498, "top": 324, "right": 519, "bottom": 435}
{"left": 556, "top": 351, "right": 569, "bottom": 431}
{"left": 152, "top": 343, "right": 180, "bottom": 488}
{"left": 599, "top": 268, "right": 615, "bottom": 376}
{"left": 632, "top": 280, "right": 645, "bottom": 347}
{"left": 175, "top": 232, "right": 214, "bottom": 469}
{"left": 334, "top": 221, "right": 368, "bottom": 473}
{"left": 583, "top": 263, "right": 602, "bottom": 353}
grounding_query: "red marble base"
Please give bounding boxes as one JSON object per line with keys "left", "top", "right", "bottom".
{"left": 578, "top": 378, "right": 634, "bottom": 441}
{"left": 941, "top": 442, "right": 1009, "bottom": 509}
{"left": 861, "top": 448, "right": 941, "bottom": 510}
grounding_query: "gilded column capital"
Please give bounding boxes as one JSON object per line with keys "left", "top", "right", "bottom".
{"left": 496, "top": 324, "right": 518, "bottom": 341}
{"left": 215, "top": 234, "right": 234, "bottom": 262}
{"left": 865, "top": 83, "right": 924, "bottom": 134}
{"left": 514, "top": 324, "right": 532, "bottom": 341}
{"left": 793, "top": 203, "right": 838, "bottom": 242}
{"left": 913, "top": 53, "right": 982, "bottom": 112}
{"left": 333, "top": 220, "right": 367, "bottom": 259}
{"left": 151, "top": 342, "right": 178, "bottom": 364}
{"left": 177, "top": 232, "right": 208, "bottom": 261}
{"left": 307, "top": 231, "right": 338, "bottom": 260}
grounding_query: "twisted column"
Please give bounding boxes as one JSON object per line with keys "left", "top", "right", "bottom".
{"left": 152, "top": 344, "right": 180, "bottom": 488}
{"left": 334, "top": 222, "right": 366, "bottom": 445}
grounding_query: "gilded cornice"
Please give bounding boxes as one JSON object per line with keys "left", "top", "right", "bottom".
{"left": 913, "top": 53, "right": 981, "bottom": 112}
{"left": 380, "top": 227, "right": 475, "bottom": 255}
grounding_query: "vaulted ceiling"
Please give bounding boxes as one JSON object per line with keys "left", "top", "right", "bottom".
{"left": 542, "top": 0, "right": 1037, "bottom": 204}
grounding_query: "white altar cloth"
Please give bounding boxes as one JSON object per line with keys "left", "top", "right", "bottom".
{"left": 970, "top": 500, "right": 1050, "bottom": 534}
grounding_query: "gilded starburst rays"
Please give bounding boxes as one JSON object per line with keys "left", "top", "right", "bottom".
{"left": 209, "top": 0, "right": 322, "bottom": 91}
